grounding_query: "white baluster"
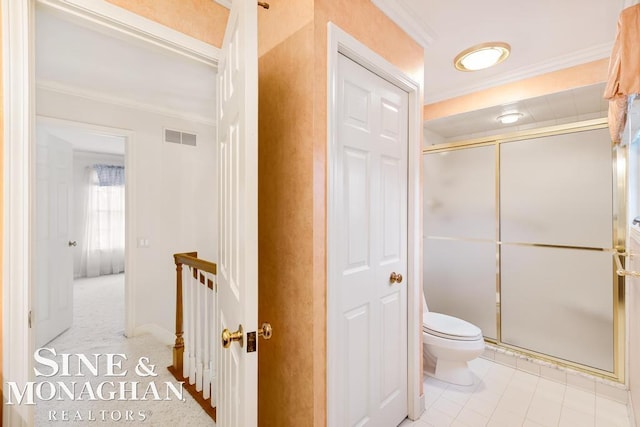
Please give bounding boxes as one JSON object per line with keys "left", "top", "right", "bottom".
{"left": 182, "top": 266, "right": 190, "bottom": 379}
{"left": 174, "top": 257, "right": 219, "bottom": 411}
{"left": 189, "top": 268, "right": 196, "bottom": 384}
{"left": 202, "top": 273, "right": 211, "bottom": 400}
{"left": 195, "top": 272, "right": 203, "bottom": 392}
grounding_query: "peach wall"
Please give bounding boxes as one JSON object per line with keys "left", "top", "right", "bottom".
{"left": 105, "top": 0, "right": 229, "bottom": 47}
{"left": 257, "top": 0, "right": 313, "bottom": 56}
{"left": 258, "top": 16, "right": 316, "bottom": 427}
{"left": 315, "top": 0, "right": 425, "bottom": 85}
{"left": 257, "top": 0, "right": 423, "bottom": 425}
{"left": 424, "top": 58, "right": 609, "bottom": 120}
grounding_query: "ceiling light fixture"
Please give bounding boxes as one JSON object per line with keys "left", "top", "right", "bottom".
{"left": 496, "top": 112, "right": 523, "bottom": 125}
{"left": 454, "top": 42, "right": 511, "bottom": 72}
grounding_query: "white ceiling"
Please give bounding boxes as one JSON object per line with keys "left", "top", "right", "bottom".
{"left": 376, "top": 0, "right": 626, "bottom": 104}
{"left": 35, "top": 5, "right": 216, "bottom": 122}
{"left": 370, "top": 1, "right": 628, "bottom": 140}
{"left": 38, "top": 121, "right": 126, "bottom": 155}
{"left": 35, "top": 1, "right": 628, "bottom": 143}
{"left": 424, "top": 83, "right": 609, "bottom": 144}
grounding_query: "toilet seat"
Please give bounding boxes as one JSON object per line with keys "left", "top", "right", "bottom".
{"left": 423, "top": 312, "right": 482, "bottom": 341}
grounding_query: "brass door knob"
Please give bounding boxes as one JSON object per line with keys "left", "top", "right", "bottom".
{"left": 258, "top": 322, "right": 272, "bottom": 340}
{"left": 221, "top": 324, "right": 243, "bottom": 348}
{"left": 389, "top": 272, "right": 403, "bottom": 284}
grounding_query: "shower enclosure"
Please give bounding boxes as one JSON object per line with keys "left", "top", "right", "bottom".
{"left": 423, "top": 119, "right": 625, "bottom": 380}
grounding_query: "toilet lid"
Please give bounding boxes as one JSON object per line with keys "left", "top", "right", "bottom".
{"left": 423, "top": 312, "right": 482, "bottom": 341}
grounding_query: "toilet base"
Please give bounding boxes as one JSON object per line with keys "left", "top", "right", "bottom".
{"left": 426, "top": 359, "right": 475, "bottom": 386}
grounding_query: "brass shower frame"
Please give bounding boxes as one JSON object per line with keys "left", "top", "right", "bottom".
{"left": 422, "top": 118, "right": 626, "bottom": 382}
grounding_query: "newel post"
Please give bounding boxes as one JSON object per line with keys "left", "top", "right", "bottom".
{"left": 173, "top": 258, "right": 184, "bottom": 374}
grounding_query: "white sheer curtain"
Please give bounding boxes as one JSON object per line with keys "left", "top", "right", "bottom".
{"left": 80, "top": 164, "right": 125, "bottom": 277}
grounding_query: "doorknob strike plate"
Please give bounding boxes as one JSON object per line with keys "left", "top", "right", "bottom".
{"left": 247, "top": 331, "right": 257, "bottom": 353}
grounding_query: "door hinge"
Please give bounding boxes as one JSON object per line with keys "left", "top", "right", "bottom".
{"left": 28, "top": 310, "right": 32, "bottom": 328}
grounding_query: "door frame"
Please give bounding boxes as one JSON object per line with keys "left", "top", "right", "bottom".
{"left": 326, "top": 23, "right": 425, "bottom": 423}
{"left": 2, "top": 1, "right": 219, "bottom": 425}
{"left": 36, "top": 115, "right": 135, "bottom": 335}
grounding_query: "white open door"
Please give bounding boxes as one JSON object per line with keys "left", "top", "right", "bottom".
{"left": 35, "top": 132, "right": 74, "bottom": 347}
{"left": 216, "top": 0, "right": 259, "bottom": 426}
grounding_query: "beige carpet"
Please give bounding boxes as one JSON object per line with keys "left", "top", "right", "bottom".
{"left": 34, "top": 274, "right": 214, "bottom": 426}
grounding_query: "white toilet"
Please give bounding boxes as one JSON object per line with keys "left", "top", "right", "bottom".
{"left": 422, "top": 296, "right": 485, "bottom": 386}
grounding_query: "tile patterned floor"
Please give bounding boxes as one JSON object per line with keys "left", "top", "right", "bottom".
{"left": 400, "top": 358, "right": 633, "bottom": 427}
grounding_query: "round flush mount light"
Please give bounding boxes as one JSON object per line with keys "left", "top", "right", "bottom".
{"left": 496, "top": 112, "right": 523, "bottom": 124}
{"left": 454, "top": 42, "right": 511, "bottom": 72}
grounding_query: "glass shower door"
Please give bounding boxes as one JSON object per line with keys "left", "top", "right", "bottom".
{"left": 422, "top": 122, "right": 621, "bottom": 377}
{"left": 499, "top": 127, "right": 615, "bottom": 372}
{"left": 423, "top": 145, "right": 497, "bottom": 339}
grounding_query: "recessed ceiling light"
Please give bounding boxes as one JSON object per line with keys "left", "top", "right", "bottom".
{"left": 454, "top": 42, "right": 511, "bottom": 72}
{"left": 496, "top": 112, "right": 523, "bottom": 124}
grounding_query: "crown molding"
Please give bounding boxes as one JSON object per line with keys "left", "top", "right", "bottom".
{"left": 425, "top": 41, "right": 613, "bottom": 104}
{"left": 37, "top": 80, "right": 217, "bottom": 127}
{"left": 39, "top": 0, "right": 220, "bottom": 66}
{"left": 370, "top": 0, "right": 435, "bottom": 48}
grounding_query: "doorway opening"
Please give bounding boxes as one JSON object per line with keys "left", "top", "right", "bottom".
{"left": 4, "top": 1, "right": 219, "bottom": 424}
{"left": 327, "top": 23, "right": 424, "bottom": 425}
{"left": 34, "top": 119, "right": 128, "bottom": 350}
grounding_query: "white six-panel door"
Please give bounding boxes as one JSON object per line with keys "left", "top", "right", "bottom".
{"left": 216, "top": 0, "right": 259, "bottom": 426}
{"left": 333, "top": 53, "right": 409, "bottom": 426}
{"left": 35, "top": 134, "right": 74, "bottom": 347}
